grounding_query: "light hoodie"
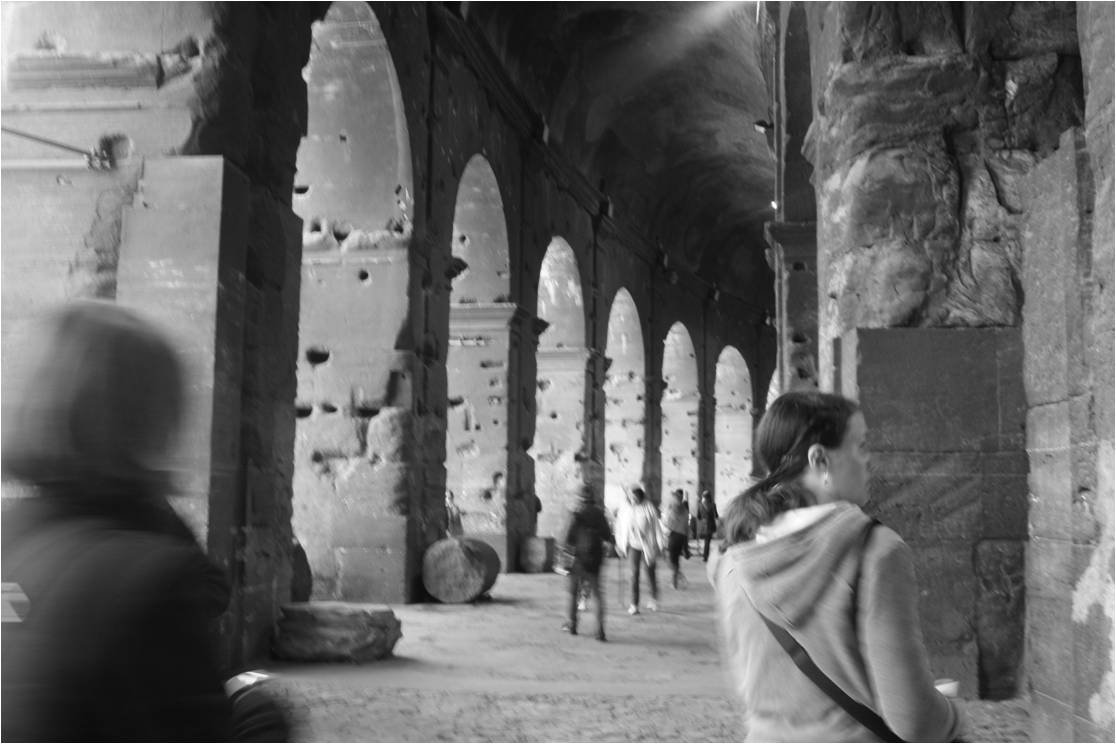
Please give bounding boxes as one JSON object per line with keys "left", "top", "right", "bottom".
{"left": 615, "top": 500, "right": 663, "bottom": 564}
{"left": 709, "top": 502, "right": 965, "bottom": 743}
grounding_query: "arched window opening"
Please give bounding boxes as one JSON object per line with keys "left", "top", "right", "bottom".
{"left": 715, "top": 346, "right": 753, "bottom": 512}
{"left": 292, "top": 1, "right": 413, "bottom": 600}
{"left": 445, "top": 155, "right": 513, "bottom": 540}
{"left": 661, "top": 322, "right": 700, "bottom": 513}
{"left": 533, "top": 238, "right": 586, "bottom": 537}
{"left": 603, "top": 288, "right": 645, "bottom": 516}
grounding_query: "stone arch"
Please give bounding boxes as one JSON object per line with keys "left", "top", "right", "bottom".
{"left": 291, "top": 1, "right": 415, "bottom": 601}
{"left": 603, "top": 288, "right": 645, "bottom": 515}
{"left": 661, "top": 321, "right": 700, "bottom": 512}
{"left": 715, "top": 345, "right": 753, "bottom": 510}
{"left": 445, "top": 154, "right": 514, "bottom": 542}
{"left": 532, "top": 238, "right": 587, "bottom": 537}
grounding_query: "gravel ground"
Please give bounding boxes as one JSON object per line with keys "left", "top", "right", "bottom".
{"left": 268, "top": 561, "right": 1030, "bottom": 742}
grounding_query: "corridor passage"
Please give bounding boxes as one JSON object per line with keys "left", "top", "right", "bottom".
{"left": 270, "top": 562, "right": 1030, "bottom": 742}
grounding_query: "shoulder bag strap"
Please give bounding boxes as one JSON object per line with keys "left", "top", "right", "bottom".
{"left": 753, "top": 520, "right": 904, "bottom": 743}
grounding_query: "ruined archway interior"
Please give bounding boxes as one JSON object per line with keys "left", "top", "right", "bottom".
{"left": 715, "top": 346, "right": 753, "bottom": 510}
{"left": 291, "top": 1, "right": 414, "bottom": 600}
{"left": 661, "top": 322, "right": 700, "bottom": 511}
{"left": 445, "top": 155, "right": 513, "bottom": 540}
{"left": 533, "top": 239, "right": 586, "bottom": 537}
{"left": 603, "top": 289, "right": 645, "bottom": 515}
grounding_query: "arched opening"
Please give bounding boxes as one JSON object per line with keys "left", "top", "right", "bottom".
{"left": 715, "top": 346, "right": 753, "bottom": 511}
{"left": 603, "top": 288, "right": 645, "bottom": 516}
{"left": 533, "top": 238, "right": 586, "bottom": 537}
{"left": 291, "top": 1, "right": 413, "bottom": 600}
{"left": 661, "top": 322, "right": 699, "bottom": 512}
{"left": 445, "top": 155, "right": 513, "bottom": 545}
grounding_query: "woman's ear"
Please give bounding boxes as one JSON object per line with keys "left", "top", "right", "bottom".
{"left": 806, "top": 443, "right": 828, "bottom": 473}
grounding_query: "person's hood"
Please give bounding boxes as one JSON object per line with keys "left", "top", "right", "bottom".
{"left": 714, "top": 502, "right": 874, "bottom": 627}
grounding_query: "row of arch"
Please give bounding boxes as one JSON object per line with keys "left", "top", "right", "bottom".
{"left": 291, "top": 3, "right": 768, "bottom": 578}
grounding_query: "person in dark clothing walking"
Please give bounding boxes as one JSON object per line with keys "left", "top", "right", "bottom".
{"left": 663, "top": 489, "right": 691, "bottom": 589}
{"left": 561, "top": 484, "right": 614, "bottom": 641}
{"left": 0, "top": 301, "right": 288, "bottom": 742}
{"left": 697, "top": 489, "right": 720, "bottom": 561}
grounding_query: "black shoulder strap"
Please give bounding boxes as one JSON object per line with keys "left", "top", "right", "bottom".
{"left": 753, "top": 520, "right": 904, "bottom": 743}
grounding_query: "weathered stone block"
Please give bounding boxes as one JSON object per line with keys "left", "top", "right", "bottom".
{"left": 1028, "top": 537, "right": 1077, "bottom": 599}
{"left": 1031, "top": 690, "right": 1075, "bottom": 743}
{"left": 332, "top": 473, "right": 410, "bottom": 547}
{"left": 870, "top": 466, "right": 982, "bottom": 545}
{"left": 1028, "top": 450, "right": 1074, "bottom": 541}
{"left": 364, "top": 407, "right": 414, "bottom": 464}
{"left": 911, "top": 542, "right": 977, "bottom": 645}
{"left": 843, "top": 328, "right": 1023, "bottom": 453}
{"left": 336, "top": 542, "right": 408, "bottom": 603}
{"left": 273, "top": 602, "right": 401, "bottom": 663}
{"left": 980, "top": 452, "right": 1030, "bottom": 540}
{"left": 975, "top": 540, "right": 1025, "bottom": 699}
{"left": 1028, "top": 594, "right": 1075, "bottom": 697}
{"left": 296, "top": 414, "right": 363, "bottom": 458}
{"left": 519, "top": 536, "right": 555, "bottom": 573}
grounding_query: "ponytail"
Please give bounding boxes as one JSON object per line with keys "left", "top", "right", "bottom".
{"left": 718, "top": 390, "right": 859, "bottom": 551}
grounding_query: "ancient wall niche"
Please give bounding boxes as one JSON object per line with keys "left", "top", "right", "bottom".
{"left": 532, "top": 238, "right": 587, "bottom": 536}
{"left": 661, "top": 321, "right": 700, "bottom": 511}
{"left": 292, "top": 1, "right": 415, "bottom": 601}
{"left": 603, "top": 287, "right": 645, "bottom": 515}
{"left": 715, "top": 345, "right": 753, "bottom": 510}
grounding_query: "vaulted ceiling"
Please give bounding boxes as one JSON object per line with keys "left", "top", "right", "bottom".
{"left": 465, "top": 1, "right": 777, "bottom": 302}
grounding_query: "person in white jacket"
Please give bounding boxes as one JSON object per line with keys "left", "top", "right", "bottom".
{"left": 614, "top": 483, "right": 664, "bottom": 614}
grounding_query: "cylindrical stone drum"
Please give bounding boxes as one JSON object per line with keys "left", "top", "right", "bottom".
{"left": 422, "top": 537, "right": 501, "bottom": 603}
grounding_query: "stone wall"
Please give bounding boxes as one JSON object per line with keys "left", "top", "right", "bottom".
{"left": 0, "top": 1, "right": 780, "bottom": 665}
{"left": 800, "top": 1, "right": 1099, "bottom": 702}
{"left": 1020, "top": 5, "right": 1114, "bottom": 740}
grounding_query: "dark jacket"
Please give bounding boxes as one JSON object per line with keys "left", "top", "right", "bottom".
{"left": 697, "top": 500, "right": 719, "bottom": 535}
{"left": 1, "top": 492, "right": 236, "bottom": 741}
{"left": 563, "top": 501, "right": 614, "bottom": 573}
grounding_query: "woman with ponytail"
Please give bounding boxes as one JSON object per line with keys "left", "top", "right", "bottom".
{"left": 709, "top": 391, "right": 965, "bottom": 742}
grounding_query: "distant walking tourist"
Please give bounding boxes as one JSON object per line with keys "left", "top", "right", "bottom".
{"left": 662, "top": 488, "right": 691, "bottom": 589}
{"left": 709, "top": 391, "right": 965, "bottom": 742}
{"left": 445, "top": 490, "right": 464, "bottom": 537}
{"left": 615, "top": 483, "right": 663, "bottom": 614}
{"left": 1, "top": 301, "right": 290, "bottom": 742}
{"left": 560, "top": 485, "right": 614, "bottom": 641}
{"left": 697, "top": 489, "right": 719, "bottom": 561}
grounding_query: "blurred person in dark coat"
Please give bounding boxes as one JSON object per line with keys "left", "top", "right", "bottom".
{"left": 1, "top": 301, "right": 242, "bottom": 741}
{"left": 560, "top": 484, "right": 614, "bottom": 641}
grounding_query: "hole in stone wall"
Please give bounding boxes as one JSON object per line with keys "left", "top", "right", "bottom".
{"left": 309, "top": 217, "right": 323, "bottom": 233}
{"left": 354, "top": 405, "right": 380, "bottom": 417}
{"left": 321, "top": 402, "right": 338, "bottom": 413}
{"left": 358, "top": 269, "right": 370, "bottom": 283}
{"left": 338, "top": 131, "right": 348, "bottom": 142}
{"left": 481, "top": 490, "right": 493, "bottom": 502}
{"left": 295, "top": 404, "right": 313, "bottom": 418}
{"left": 795, "top": 367, "right": 811, "bottom": 380}
{"left": 306, "top": 347, "right": 331, "bottom": 365}
{"left": 332, "top": 223, "right": 352, "bottom": 242}
{"left": 294, "top": 184, "right": 310, "bottom": 195}
{"left": 549, "top": 411, "right": 558, "bottom": 419}
{"left": 792, "top": 332, "right": 808, "bottom": 344}
{"left": 792, "top": 262, "right": 807, "bottom": 271}
{"left": 311, "top": 452, "right": 325, "bottom": 464}
{"left": 448, "top": 396, "right": 465, "bottom": 408}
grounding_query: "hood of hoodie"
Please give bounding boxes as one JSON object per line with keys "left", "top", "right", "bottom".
{"left": 715, "top": 501, "right": 874, "bottom": 627}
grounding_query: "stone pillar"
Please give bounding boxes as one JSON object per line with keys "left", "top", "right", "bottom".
{"left": 115, "top": 156, "right": 250, "bottom": 659}
{"left": 505, "top": 307, "right": 549, "bottom": 570}
{"left": 837, "top": 327, "right": 1027, "bottom": 699}
{"left": 294, "top": 238, "right": 416, "bottom": 604}
{"left": 1022, "top": 123, "right": 1113, "bottom": 739}
{"left": 582, "top": 348, "right": 610, "bottom": 502}
{"left": 444, "top": 302, "right": 520, "bottom": 570}
{"left": 534, "top": 346, "right": 590, "bottom": 537}
{"left": 765, "top": 221, "right": 818, "bottom": 392}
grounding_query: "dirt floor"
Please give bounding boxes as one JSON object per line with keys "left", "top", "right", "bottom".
{"left": 269, "top": 558, "right": 1030, "bottom": 742}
